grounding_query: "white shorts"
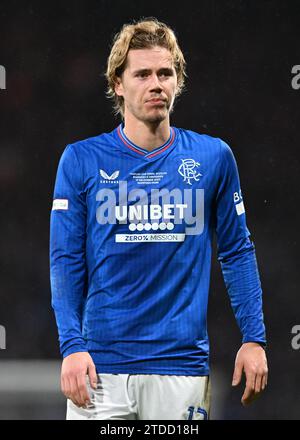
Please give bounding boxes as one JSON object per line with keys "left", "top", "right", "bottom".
{"left": 66, "top": 373, "right": 211, "bottom": 420}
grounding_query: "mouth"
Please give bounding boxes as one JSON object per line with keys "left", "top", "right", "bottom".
{"left": 146, "top": 98, "right": 166, "bottom": 106}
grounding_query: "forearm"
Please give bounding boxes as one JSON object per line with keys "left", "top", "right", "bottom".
{"left": 50, "top": 256, "right": 88, "bottom": 357}
{"left": 50, "top": 144, "right": 88, "bottom": 357}
{"left": 219, "top": 239, "right": 266, "bottom": 345}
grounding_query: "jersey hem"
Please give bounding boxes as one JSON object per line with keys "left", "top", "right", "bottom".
{"left": 93, "top": 365, "right": 210, "bottom": 376}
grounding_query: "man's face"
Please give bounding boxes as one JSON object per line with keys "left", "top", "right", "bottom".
{"left": 115, "top": 46, "right": 178, "bottom": 124}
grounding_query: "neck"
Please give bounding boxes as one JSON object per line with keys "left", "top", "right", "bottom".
{"left": 122, "top": 115, "right": 171, "bottom": 152}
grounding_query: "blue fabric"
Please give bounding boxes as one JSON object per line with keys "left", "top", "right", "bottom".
{"left": 49, "top": 124, "right": 266, "bottom": 375}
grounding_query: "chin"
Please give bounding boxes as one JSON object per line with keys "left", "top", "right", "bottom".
{"left": 146, "top": 116, "right": 165, "bottom": 124}
{"left": 145, "top": 110, "right": 168, "bottom": 124}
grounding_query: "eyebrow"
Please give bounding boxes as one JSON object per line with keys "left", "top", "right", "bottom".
{"left": 132, "top": 67, "right": 174, "bottom": 75}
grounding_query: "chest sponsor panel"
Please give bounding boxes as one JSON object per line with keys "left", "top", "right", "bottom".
{"left": 96, "top": 180, "right": 205, "bottom": 239}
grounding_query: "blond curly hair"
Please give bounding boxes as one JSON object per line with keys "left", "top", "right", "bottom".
{"left": 105, "top": 17, "right": 187, "bottom": 119}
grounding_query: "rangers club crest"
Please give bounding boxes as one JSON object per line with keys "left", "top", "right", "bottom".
{"left": 178, "top": 159, "right": 202, "bottom": 185}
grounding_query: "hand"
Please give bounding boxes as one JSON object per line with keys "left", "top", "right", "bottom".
{"left": 232, "top": 342, "right": 268, "bottom": 406}
{"left": 61, "top": 352, "right": 98, "bottom": 408}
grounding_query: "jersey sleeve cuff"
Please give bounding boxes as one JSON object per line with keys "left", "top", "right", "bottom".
{"left": 61, "top": 343, "right": 88, "bottom": 358}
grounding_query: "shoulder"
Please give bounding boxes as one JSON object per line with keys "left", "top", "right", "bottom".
{"left": 65, "top": 130, "right": 113, "bottom": 157}
{"left": 56, "top": 130, "right": 117, "bottom": 170}
{"left": 175, "top": 126, "right": 232, "bottom": 155}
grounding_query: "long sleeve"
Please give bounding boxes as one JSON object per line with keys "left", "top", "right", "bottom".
{"left": 49, "top": 144, "right": 88, "bottom": 358}
{"left": 214, "top": 139, "right": 266, "bottom": 345}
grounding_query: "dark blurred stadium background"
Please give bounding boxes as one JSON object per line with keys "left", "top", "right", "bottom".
{"left": 0, "top": 0, "right": 299, "bottom": 419}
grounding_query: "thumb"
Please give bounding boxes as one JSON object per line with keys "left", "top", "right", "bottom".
{"left": 88, "top": 362, "right": 98, "bottom": 390}
{"left": 232, "top": 362, "right": 243, "bottom": 386}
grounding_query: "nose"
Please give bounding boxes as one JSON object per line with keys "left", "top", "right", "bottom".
{"left": 149, "top": 73, "right": 163, "bottom": 93}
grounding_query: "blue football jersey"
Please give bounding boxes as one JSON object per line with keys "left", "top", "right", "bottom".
{"left": 49, "top": 123, "right": 266, "bottom": 375}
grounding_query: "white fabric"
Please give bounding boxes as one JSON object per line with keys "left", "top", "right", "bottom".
{"left": 66, "top": 373, "right": 211, "bottom": 420}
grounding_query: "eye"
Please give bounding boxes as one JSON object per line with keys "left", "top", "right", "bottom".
{"left": 136, "top": 72, "right": 148, "bottom": 78}
{"left": 159, "top": 70, "right": 173, "bottom": 78}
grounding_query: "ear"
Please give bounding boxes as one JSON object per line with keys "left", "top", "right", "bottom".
{"left": 114, "top": 76, "right": 124, "bottom": 97}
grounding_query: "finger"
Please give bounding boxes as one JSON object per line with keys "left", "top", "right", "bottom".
{"left": 61, "top": 374, "right": 71, "bottom": 399}
{"left": 262, "top": 371, "right": 268, "bottom": 390}
{"left": 88, "top": 362, "right": 98, "bottom": 390}
{"left": 241, "top": 385, "right": 254, "bottom": 406}
{"left": 243, "top": 390, "right": 260, "bottom": 406}
{"left": 76, "top": 373, "right": 91, "bottom": 407}
{"left": 69, "top": 374, "right": 82, "bottom": 407}
{"left": 254, "top": 373, "right": 263, "bottom": 394}
{"left": 241, "top": 372, "right": 256, "bottom": 406}
{"left": 242, "top": 388, "right": 256, "bottom": 406}
{"left": 232, "top": 362, "right": 243, "bottom": 386}
{"left": 61, "top": 374, "right": 66, "bottom": 395}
